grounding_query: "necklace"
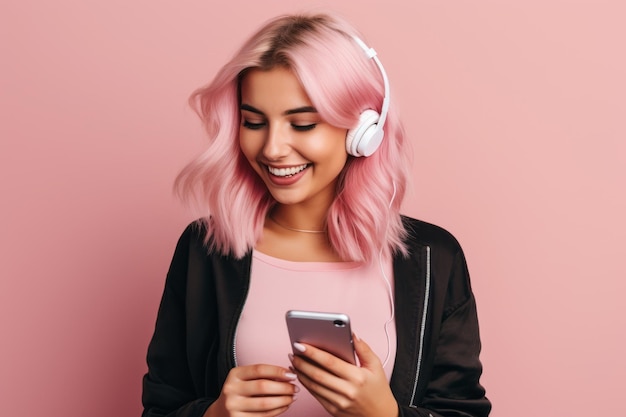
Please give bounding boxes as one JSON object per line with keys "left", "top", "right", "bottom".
{"left": 269, "top": 215, "right": 326, "bottom": 234}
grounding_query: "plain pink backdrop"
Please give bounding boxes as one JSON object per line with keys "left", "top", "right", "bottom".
{"left": 1, "top": 1, "right": 624, "bottom": 416}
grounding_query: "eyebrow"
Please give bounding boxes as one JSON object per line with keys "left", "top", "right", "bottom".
{"left": 240, "top": 104, "right": 318, "bottom": 116}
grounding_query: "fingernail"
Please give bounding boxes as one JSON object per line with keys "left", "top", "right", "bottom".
{"left": 285, "top": 372, "right": 297, "bottom": 380}
{"left": 293, "top": 342, "right": 306, "bottom": 352}
{"left": 293, "top": 385, "right": 300, "bottom": 393}
{"left": 288, "top": 353, "right": 294, "bottom": 361}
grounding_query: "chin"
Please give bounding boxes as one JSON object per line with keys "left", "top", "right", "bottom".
{"left": 270, "top": 196, "right": 303, "bottom": 206}
{"left": 266, "top": 189, "right": 306, "bottom": 205}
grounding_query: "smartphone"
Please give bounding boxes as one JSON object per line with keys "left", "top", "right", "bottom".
{"left": 285, "top": 310, "right": 356, "bottom": 365}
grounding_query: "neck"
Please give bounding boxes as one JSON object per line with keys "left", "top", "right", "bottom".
{"left": 269, "top": 214, "right": 326, "bottom": 234}
{"left": 269, "top": 203, "right": 331, "bottom": 233}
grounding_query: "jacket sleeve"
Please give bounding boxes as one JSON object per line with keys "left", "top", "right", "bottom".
{"left": 141, "top": 225, "right": 215, "bottom": 417}
{"left": 400, "top": 247, "right": 491, "bottom": 417}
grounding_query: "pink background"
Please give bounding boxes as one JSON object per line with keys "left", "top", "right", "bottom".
{"left": 1, "top": 1, "right": 624, "bottom": 416}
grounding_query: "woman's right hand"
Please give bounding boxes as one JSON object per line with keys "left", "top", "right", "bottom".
{"left": 204, "top": 364, "right": 299, "bottom": 417}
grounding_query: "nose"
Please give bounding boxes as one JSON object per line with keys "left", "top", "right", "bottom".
{"left": 262, "top": 123, "right": 291, "bottom": 161}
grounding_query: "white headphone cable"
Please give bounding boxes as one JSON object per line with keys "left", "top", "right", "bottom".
{"left": 380, "top": 181, "right": 397, "bottom": 368}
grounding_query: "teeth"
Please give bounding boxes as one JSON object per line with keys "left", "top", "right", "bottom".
{"left": 268, "top": 164, "right": 308, "bottom": 177}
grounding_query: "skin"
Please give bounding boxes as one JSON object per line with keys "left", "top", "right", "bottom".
{"left": 205, "top": 66, "right": 398, "bottom": 416}
{"left": 238, "top": 66, "right": 349, "bottom": 262}
{"left": 204, "top": 365, "right": 299, "bottom": 417}
{"left": 289, "top": 335, "right": 399, "bottom": 417}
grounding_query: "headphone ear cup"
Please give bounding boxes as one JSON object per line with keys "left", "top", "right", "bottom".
{"left": 346, "top": 109, "right": 382, "bottom": 157}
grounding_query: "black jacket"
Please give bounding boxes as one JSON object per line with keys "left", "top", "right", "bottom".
{"left": 142, "top": 217, "right": 491, "bottom": 417}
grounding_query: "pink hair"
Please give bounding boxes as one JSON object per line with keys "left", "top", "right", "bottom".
{"left": 176, "top": 13, "right": 411, "bottom": 262}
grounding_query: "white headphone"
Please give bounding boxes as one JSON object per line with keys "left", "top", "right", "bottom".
{"left": 345, "top": 36, "right": 391, "bottom": 157}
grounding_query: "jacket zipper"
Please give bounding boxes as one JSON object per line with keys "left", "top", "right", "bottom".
{"left": 232, "top": 257, "right": 253, "bottom": 367}
{"left": 409, "top": 245, "right": 431, "bottom": 408}
{"left": 232, "top": 319, "right": 240, "bottom": 367}
{"left": 231, "top": 293, "right": 249, "bottom": 367}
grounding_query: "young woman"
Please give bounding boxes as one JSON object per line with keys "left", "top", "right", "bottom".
{"left": 142, "top": 13, "right": 491, "bottom": 417}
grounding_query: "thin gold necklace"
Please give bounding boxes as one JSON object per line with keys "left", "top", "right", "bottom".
{"left": 269, "top": 215, "right": 326, "bottom": 234}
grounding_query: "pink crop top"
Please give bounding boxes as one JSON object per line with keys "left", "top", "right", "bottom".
{"left": 235, "top": 250, "right": 396, "bottom": 416}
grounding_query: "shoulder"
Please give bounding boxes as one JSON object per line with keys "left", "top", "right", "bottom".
{"left": 165, "top": 219, "right": 207, "bottom": 261}
{"left": 177, "top": 218, "right": 209, "bottom": 246}
{"left": 399, "top": 216, "right": 474, "bottom": 314}
{"left": 167, "top": 219, "right": 224, "bottom": 273}
{"left": 173, "top": 218, "right": 251, "bottom": 266}
{"left": 400, "top": 215, "right": 463, "bottom": 256}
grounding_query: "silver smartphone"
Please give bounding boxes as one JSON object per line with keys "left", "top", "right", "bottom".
{"left": 285, "top": 310, "right": 356, "bottom": 365}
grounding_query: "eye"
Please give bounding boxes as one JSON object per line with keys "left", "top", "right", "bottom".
{"left": 242, "top": 120, "right": 266, "bottom": 130}
{"left": 292, "top": 123, "right": 316, "bottom": 132}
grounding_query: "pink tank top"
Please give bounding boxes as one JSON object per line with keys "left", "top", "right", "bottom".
{"left": 235, "top": 250, "right": 396, "bottom": 416}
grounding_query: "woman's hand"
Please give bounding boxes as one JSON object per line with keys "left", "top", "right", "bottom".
{"left": 289, "top": 334, "right": 399, "bottom": 417}
{"left": 204, "top": 364, "right": 299, "bottom": 417}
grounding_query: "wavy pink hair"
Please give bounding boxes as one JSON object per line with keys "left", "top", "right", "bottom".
{"left": 176, "top": 13, "right": 412, "bottom": 263}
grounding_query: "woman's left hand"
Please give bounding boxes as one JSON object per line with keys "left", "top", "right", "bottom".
{"left": 288, "top": 334, "right": 399, "bottom": 417}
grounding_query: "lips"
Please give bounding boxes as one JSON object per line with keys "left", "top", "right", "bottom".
{"left": 265, "top": 163, "right": 310, "bottom": 186}
{"left": 267, "top": 164, "right": 309, "bottom": 177}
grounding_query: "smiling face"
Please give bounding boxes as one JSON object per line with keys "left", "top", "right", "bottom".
{"left": 239, "top": 67, "right": 349, "bottom": 211}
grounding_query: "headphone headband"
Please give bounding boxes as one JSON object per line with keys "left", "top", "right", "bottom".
{"left": 345, "top": 36, "right": 390, "bottom": 157}
{"left": 351, "top": 36, "right": 390, "bottom": 128}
